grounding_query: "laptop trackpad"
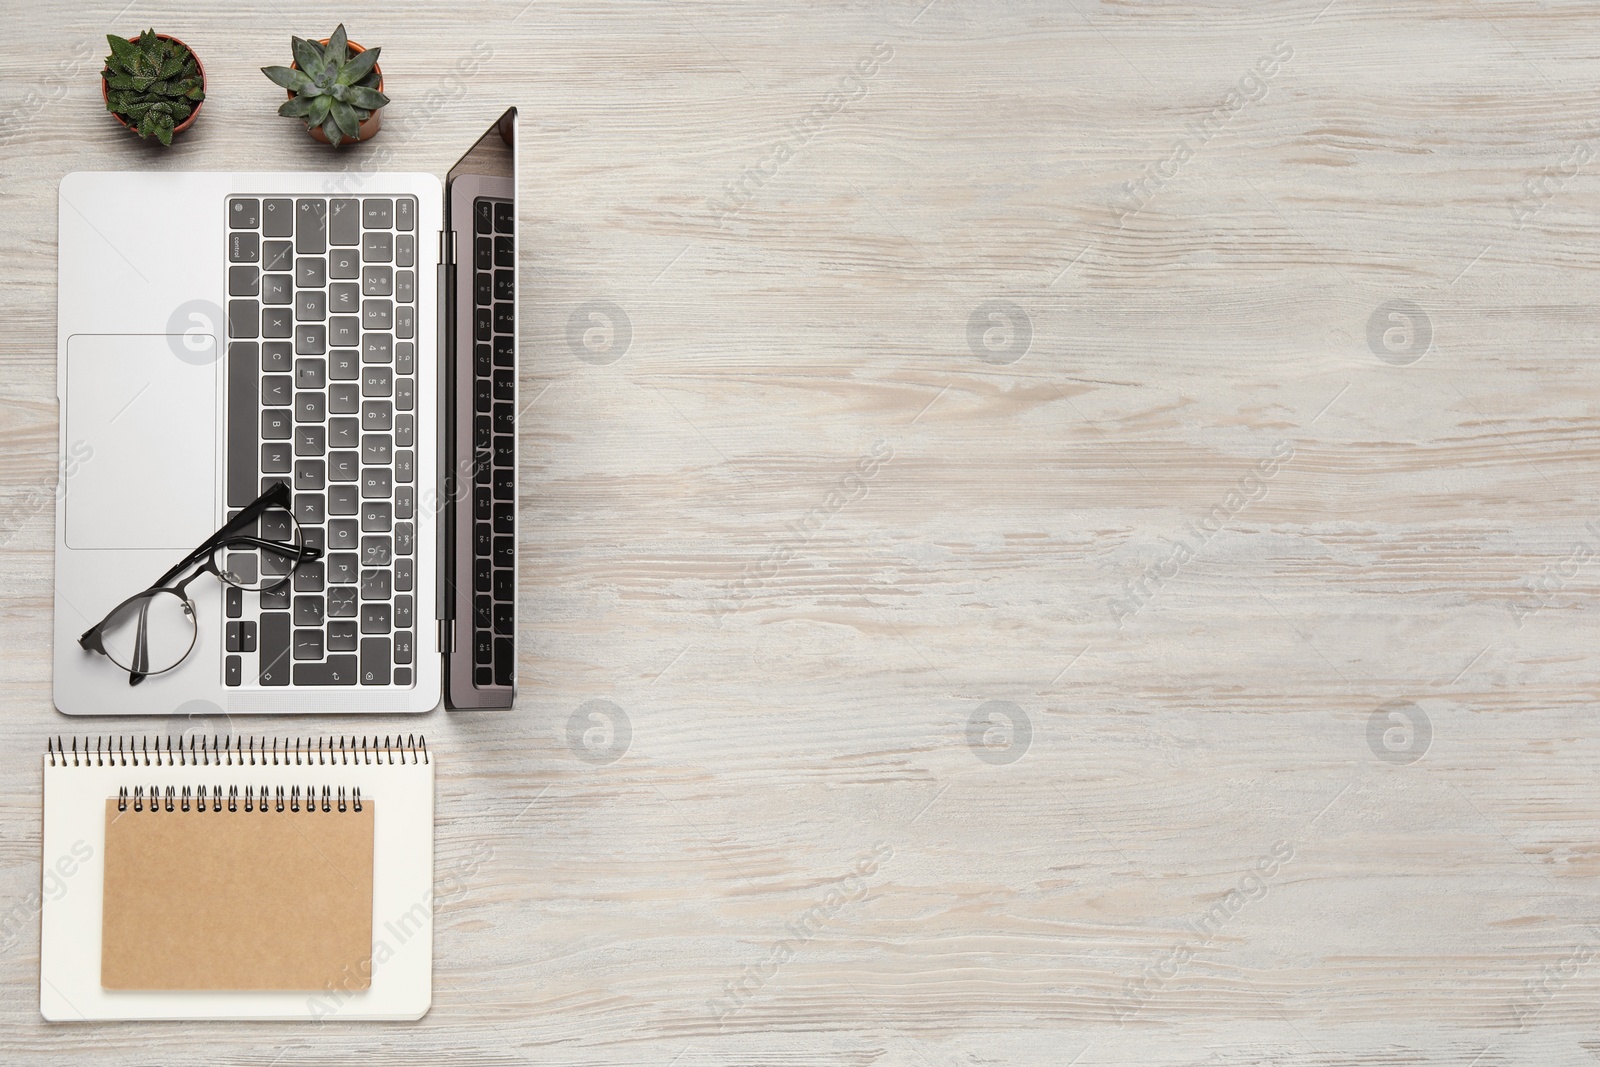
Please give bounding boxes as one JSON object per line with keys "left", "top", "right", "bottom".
{"left": 65, "top": 335, "right": 216, "bottom": 550}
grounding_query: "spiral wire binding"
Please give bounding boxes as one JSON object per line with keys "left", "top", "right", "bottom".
{"left": 116, "top": 783, "right": 361, "bottom": 813}
{"left": 49, "top": 734, "right": 427, "bottom": 768}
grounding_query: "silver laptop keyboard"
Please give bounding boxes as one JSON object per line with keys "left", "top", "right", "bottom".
{"left": 224, "top": 195, "right": 419, "bottom": 688}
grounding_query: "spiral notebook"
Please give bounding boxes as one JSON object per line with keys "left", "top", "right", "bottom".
{"left": 40, "top": 736, "right": 433, "bottom": 1022}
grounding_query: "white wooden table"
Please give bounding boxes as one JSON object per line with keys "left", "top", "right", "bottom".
{"left": 2, "top": 0, "right": 1597, "bottom": 1062}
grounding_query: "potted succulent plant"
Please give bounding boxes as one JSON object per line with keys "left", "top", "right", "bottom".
{"left": 101, "top": 29, "right": 205, "bottom": 145}
{"left": 262, "top": 25, "right": 388, "bottom": 147}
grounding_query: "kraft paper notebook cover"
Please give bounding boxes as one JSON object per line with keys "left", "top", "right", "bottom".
{"left": 101, "top": 795, "right": 375, "bottom": 991}
{"left": 40, "top": 735, "right": 433, "bottom": 1022}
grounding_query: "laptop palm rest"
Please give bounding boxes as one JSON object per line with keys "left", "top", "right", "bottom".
{"left": 64, "top": 334, "right": 216, "bottom": 551}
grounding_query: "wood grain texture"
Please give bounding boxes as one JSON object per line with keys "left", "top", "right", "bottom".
{"left": 2, "top": 0, "right": 1598, "bottom": 1062}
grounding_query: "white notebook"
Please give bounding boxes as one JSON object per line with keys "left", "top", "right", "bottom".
{"left": 40, "top": 735, "right": 433, "bottom": 1021}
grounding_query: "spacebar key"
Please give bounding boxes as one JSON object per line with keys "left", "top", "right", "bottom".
{"left": 227, "top": 341, "right": 259, "bottom": 507}
{"left": 294, "top": 655, "right": 358, "bottom": 685}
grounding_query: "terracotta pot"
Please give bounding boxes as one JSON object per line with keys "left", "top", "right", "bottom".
{"left": 101, "top": 33, "right": 205, "bottom": 140}
{"left": 291, "top": 38, "right": 383, "bottom": 146}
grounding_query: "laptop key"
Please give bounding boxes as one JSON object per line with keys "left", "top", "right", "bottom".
{"left": 362, "top": 231, "right": 393, "bottom": 263}
{"left": 294, "top": 459, "right": 325, "bottom": 490}
{"left": 262, "top": 198, "right": 293, "bottom": 237}
{"left": 261, "top": 341, "right": 292, "bottom": 371}
{"left": 494, "top": 639, "right": 513, "bottom": 686}
{"left": 329, "top": 450, "right": 359, "bottom": 481}
{"left": 394, "top": 595, "right": 414, "bottom": 630}
{"left": 494, "top": 602, "right": 513, "bottom": 635}
{"left": 361, "top": 534, "right": 393, "bottom": 566}
{"left": 360, "top": 603, "right": 391, "bottom": 632}
{"left": 229, "top": 198, "right": 260, "bottom": 228}
{"left": 329, "top": 198, "right": 361, "bottom": 246}
{"left": 294, "top": 560, "right": 324, "bottom": 592}
{"left": 360, "top": 638, "right": 391, "bottom": 685}
{"left": 226, "top": 586, "right": 243, "bottom": 619}
{"left": 329, "top": 247, "right": 360, "bottom": 279}
{"left": 225, "top": 655, "right": 241, "bottom": 687}
{"left": 362, "top": 265, "right": 393, "bottom": 296}
{"left": 328, "top": 416, "right": 360, "bottom": 448}
{"left": 493, "top": 503, "right": 513, "bottom": 534}
{"left": 263, "top": 307, "right": 293, "bottom": 338}
{"left": 229, "top": 266, "right": 260, "bottom": 296}
{"left": 396, "top": 342, "right": 414, "bottom": 375}
{"left": 328, "top": 586, "right": 357, "bottom": 618}
{"left": 261, "top": 274, "right": 292, "bottom": 305}
{"left": 362, "top": 366, "right": 393, "bottom": 397}
{"left": 329, "top": 483, "right": 359, "bottom": 514}
{"left": 259, "top": 612, "right": 291, "bottom": 685}
{"left": 294, "top": 654, "right": 357, "bottom": 685}
{"left": 327, "top": 551, "right": 359, "bottom": 585}
{"left": 395, "top": 557, "right": 412, "bottom": 591}
{"left": 329, "top": 281, "right": 360, "bottom": 313}
{"left": 293, "top": 491, "right": 325, "bottom": 525}
{"left": 226, "top": 343, "right": 261, "bottom": 507}
{"left": 228, "top": 299, "right": 259, "bottom": 339}
{"left": 295, "top": 357, "right": 327, "bottom": 389}
{"left": 475, "top": 596, "right": 492, "bottom": 629}
{"left": 262, "top": 241, "right": 294, "bottom": 272}
{"left": 494, "top": 201, "right": 514, "bottom": 233}
{"left": 475, "top": 631, "right": 493, "bottom": 664}
{"left": 294, "top": 390, "right": 325, "bottom": 422}
{"left": 363, "top": 199, "right": 393, "bottom": 229}
{"left": 295, "top": 289, "right": 326, "bottom": 322}
{"left": 262, "top": 409, "right": 291, "bottom": 440}
{"left": 395, "top": 197, "right": 414, "bottom": 231}
{"left": 295, "top": 198, "right": 327, "bottom": 253}
{"left": 330, "top": 350, "right": 359, "bottom": 380}
{"left": 394, "top": 630, "right": 413, "bottom": 664}
{"left": 395, "top": 414, "right": 414, "bottom": 448}
{"left": 360, "top": 567, "right": 391, "bottom": 600}
{"left": 362, "top": 400, "right": 393, "bottom": 430}
{"left": 395, "top": 485, "right": 413, "bottom": 519}
{"left": 294, "top": 628, "right": 325, "bottom": 660}
{"left": 362, "top": 433, "right": 393, "bottom": 464}
{"left": 229, "top": 231, "right": 259, "bottom": 262}
{"left": 296, "top": 257, "right": 326, "bottom": 288}
{"left": 324, "top": 382, "right": 356, "bottom": 415}
{"left": 261, "top": 441, "right": 292, "bottom": 473}
{"left": 494, "top": 569, "right": 513, "bottom": 601}
{"left": 362, "top": 299, "right": 393, "bottom": 330}
{"left": 295, "top": 424, "right": 325, "bottom": 456}
{"left": 328, "top": 620, "right": 358, "bottom": 651}
{"left": 293, "top": 594, "right": 325, "bottom": 626}
{"left": 395, "top": 448, "right": 414, "bottom": 483}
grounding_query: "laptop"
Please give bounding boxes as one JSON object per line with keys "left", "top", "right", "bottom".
{"left": 53, "top": 109, "right": 519, "bottom": 715}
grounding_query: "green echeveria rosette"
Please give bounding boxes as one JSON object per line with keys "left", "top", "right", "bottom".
{"left": 103, "top": 29, "right": 204, "bottom": 146}
{"left": 262, "top": 24, "right": 389, "bottom": 147}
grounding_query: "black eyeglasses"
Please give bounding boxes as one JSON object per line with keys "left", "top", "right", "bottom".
{"left": 79, "top": 483, "right": 322, "bottom": 685}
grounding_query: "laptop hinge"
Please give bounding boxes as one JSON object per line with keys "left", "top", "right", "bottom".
{"left": 437, "top": 618, "right": 452, "bottom": 654}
